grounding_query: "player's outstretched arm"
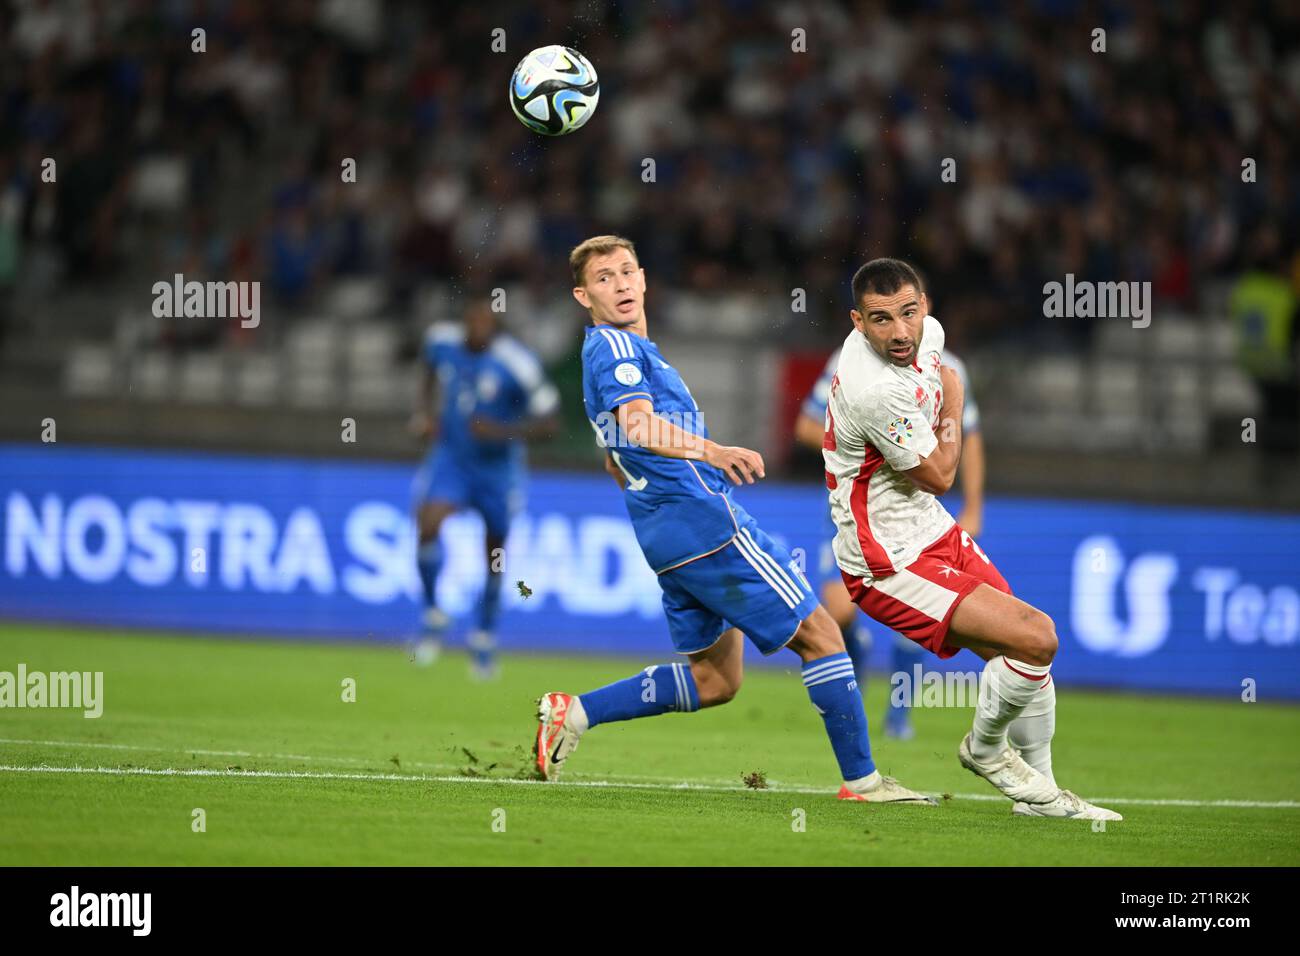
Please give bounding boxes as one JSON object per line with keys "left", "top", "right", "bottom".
{"left": 616, "top": 398, "right": 765, "bottom": 484}
{"left": 903, "top": 365, "right": 965, "bottom": 495}
{"left": 955, "top": 429, "right": 986, "bottom": 534}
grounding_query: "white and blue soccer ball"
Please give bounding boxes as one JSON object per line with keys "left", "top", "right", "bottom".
{"left": 509, "top": 45, "right": 599, "bottom": 136}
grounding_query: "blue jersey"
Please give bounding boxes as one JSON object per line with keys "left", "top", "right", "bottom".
{"left": 422, "top": 323, "right": 559, "bottom": 467}
{"left": 581, "top": 324, "right": 738, "bottom": 573}
{"left": 801, "top": 344, "right": 980, "bottom": 434}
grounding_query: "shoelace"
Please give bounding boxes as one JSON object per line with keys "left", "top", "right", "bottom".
{"left": 867, "top": 775, "right": 913, "bottom": 799}
{"left": 1057, "top": 789, "right": 1084, "bottom": 811}
{"left": 996, "top": 749, "right": 1035, "bottom": 783}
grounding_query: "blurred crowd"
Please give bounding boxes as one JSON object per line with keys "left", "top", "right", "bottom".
{"left": 1, "top": 0, "right": 1298, "bottom": 357}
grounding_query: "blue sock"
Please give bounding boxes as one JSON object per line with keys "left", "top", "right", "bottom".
{"left": 478, "top": 571, "right": 503, "bottom": 632}
{"left": 579, "top": 663, "right": 699, "bottom": 728}
{"left": 802, "top": 652, "right": 876, "bottom": 781}
{"left": 888, "top": 637, "right": 926, "bottom": 718}
{"left": 417, "top": 540, "right": 442, "bottom": 608}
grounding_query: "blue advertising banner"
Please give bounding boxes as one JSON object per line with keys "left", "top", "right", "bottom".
{"left": 1, "top": 443, "right": 1297, "bottom": 698}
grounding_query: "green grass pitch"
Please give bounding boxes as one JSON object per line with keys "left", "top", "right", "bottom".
{"left": 1, "top": 622, "right": 1298, "bottom": 866}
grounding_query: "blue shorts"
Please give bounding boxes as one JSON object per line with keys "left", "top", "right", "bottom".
{"left": 412, "top": 445, "right": 522, "bottom": 539}
{"left": 659, "top": 501, "right": 819, "bottom": 656}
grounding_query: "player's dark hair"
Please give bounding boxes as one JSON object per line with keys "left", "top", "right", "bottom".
{"left": 851, "top": 258, "right": 924, "bottom": 306}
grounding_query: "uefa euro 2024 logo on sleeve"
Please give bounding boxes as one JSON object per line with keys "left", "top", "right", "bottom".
{"left": 886, "top": 417, "right": 913, "bottom": 446}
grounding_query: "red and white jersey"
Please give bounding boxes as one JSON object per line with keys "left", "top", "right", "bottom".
{"left": 824, "top": 315, "right": 955, "bottom": 583}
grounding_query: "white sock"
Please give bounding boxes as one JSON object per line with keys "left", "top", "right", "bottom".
{"left": 569, "top": 696, "right": 589, "bottom": 734}
{"left": 970, "top": 656, "right": 1052, "bottom": 762}
{"left": 1007, "top": 678, "right": 1056, "bottom": 786}
{"left": 844, "top": 769, "right": 882, "bottom": 792}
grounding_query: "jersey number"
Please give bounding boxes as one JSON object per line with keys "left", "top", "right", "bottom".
{"left": 960, "top": 530, "right": 990, "bottom": 564}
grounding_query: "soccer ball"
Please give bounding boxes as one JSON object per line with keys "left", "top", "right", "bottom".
{"left": 509, "top": 45, "right": 600, "bottom": 136}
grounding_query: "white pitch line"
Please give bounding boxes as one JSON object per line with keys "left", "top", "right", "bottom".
{"left": 0, "top": 736, "right": 751, "bottom": 787}
{"left": 1, "top": 763, "right": 1298, "bottom": 809}
{"left": 0, "top": 763, "right": 808, "bottom": 792}
{"left": 0, "top": 736, "right": 341, "bottom": 763}
{"left": 0, "top": 735, "right": 440, "bottom": 768}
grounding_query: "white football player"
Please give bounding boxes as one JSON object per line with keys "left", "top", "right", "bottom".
{"left": 823, "top": 257, "right": 1120, "bottom": 821}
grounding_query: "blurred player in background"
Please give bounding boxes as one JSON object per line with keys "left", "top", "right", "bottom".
{"left": 795, "top": 316, "right": 985, "bottom": 740}
{"left": 409, "top": 299, "right": 559, "bottom": 678}
{"left": 824, "top": 257, "right": 1119, "bottom": 820}
{"left": 534, "top": 235, "right": 932, "bottom": 804}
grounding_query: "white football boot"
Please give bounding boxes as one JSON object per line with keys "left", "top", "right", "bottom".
{"left": 1013, "top": 792, "right": 1123, "bottom": 821}
{"left": 838, "top": 772, "right": 938, "bottom": 805}
{"left": 467, "top": 629, "right": 499, "bottom": 681}
{"left": 410, "top": 608, "right": 449, "bottom": 666}
{"left": 534, "top": 692, "right": 586, "bottom": 780}
{"left": 410, "top": 638, "right": 441, "bottom": 667}
{"left": 958, "top": 732, "right": 1061, "bottom": 804}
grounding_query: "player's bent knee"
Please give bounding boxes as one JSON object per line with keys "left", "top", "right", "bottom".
{"left": 1018, "top": 610, "right": 1058, "bottom": 666}
{"left": 704, "top": 684, "right": 739, "bottom": 707}
{"left": 816, "top": 606, "right": 847, "bottom": 650}
{"left": 789, "top": 606, "right": 845, "bottom": 660}
{"left": 695, "top": 672, "right": 741, "bottom": 707}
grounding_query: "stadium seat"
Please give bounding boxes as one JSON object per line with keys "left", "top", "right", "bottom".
{"left": 179, "top": 353, "right": 226, "bottom": 404}
{"left": 1210, "top": 367, "right": 1262, "bottom": 416}
{"left": 128, "top": 351, "right": 176, "bottom": 401}
{"left": 288, "top": 368, "right": 336, "bottom": 409}
{"left": 1151, "top": 316, "right": 1205, "bottom": 359}
{"left": 348, "top": 322, "right": 399, "bottom": 369}
{"left": 1093, "top": 361, "right": 1140, "bottom": 413}
{"left": 326, "top": 278, "right": 386, "bottom": 320}
{"left": 1095, "top": 320, "right": 1144, "bottom": 358}
{"left": 231, "top": 352, "right": 281, "bottom": 406}
{"left": 285, "top": 321, "right": 340, "bottom": 364}
{"left": 64, "top": 344, "right": 118, "bottom": 397}
{"left": 1026, "top": 356, "right": 1084, "bottom": 409}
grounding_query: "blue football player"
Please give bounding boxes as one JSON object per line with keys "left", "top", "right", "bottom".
{"left": 794, "top": 336, "right": 985, "bottom": 739}
{"left": 532, "top": 236, "right": 933, "bottom": 804}
{"left": 410, "top": 299, "right": 559, "bottom": 678}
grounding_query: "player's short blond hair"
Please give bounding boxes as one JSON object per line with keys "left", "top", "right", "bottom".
{"left": 570, "top": 235, "right": 638, "bottom": 286}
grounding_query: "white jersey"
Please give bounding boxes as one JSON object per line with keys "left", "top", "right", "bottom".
{"left": 824, "top": 315, "right": 955, "bottom": 582}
